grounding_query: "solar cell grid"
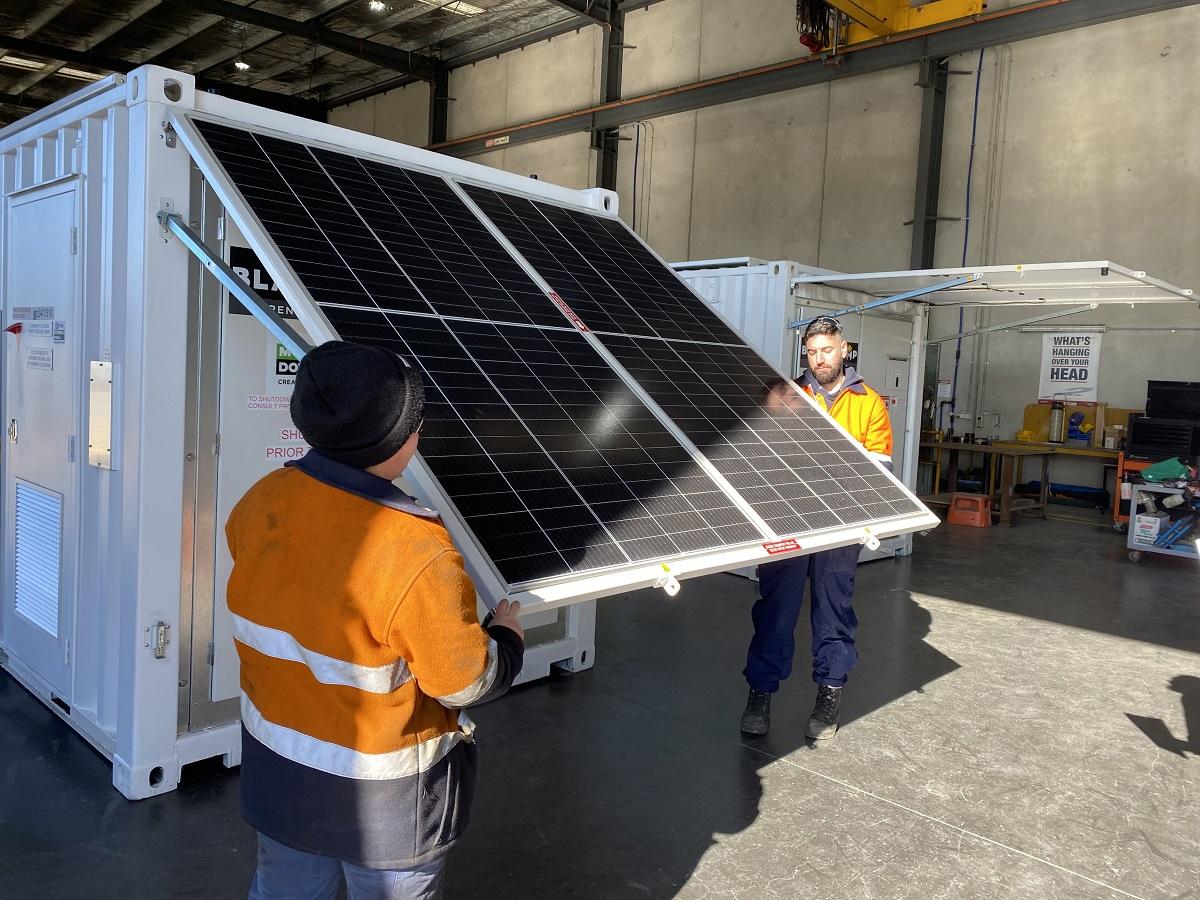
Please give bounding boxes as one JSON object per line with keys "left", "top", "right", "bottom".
{"left": 455, "top": 181, "right": 925, "bottom": 532}
{"left": 462, "top": 185, "right": 742, "bottom": 344}
{"left": 323, "top": 306, "right": 762, "bottom": 581}
{"left": 195, "top": 120, "right": 568, "bottom": 327}
{"left": 189, "top": 117, "right": 929, "bottom": 591}
{"left": 598, "top": 335, "right": 919, "bottom": 535}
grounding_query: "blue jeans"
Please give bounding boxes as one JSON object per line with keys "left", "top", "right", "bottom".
{"left": 248, "top": 833, "right": 446, "bottom": 900}
{"left": 744, "top": 544, "right": 860, "bottom": 692}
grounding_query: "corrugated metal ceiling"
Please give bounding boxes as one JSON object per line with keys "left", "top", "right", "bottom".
{"left": 0, "top": 0, "right": 588, "bottom": 127}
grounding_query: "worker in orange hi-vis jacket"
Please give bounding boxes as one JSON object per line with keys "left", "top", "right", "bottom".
{"left": 740, "top": 315, "right": 894, "bottom": 741}
{"left": 226, "top": 341, "right": 524, "bottom": 899}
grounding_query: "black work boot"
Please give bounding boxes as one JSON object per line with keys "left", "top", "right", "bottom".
{"left": 806, "top": 685, "right": 843, "bottom": 740}
{"left": 740, "top": 689, "right": 771, "bottom": 735}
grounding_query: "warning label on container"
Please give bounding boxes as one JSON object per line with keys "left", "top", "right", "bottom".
{"left": 247, "top": 394, "right": 290, "bottom": 411}
{"left": 266, "top": 443, "right": 309, "bottom": 462}
{"left": 12, "top": 306, "right": 55, "bottom": 321}
{"left": 547, "top": 291, "right": 589, "bottom": 332}
{"left": 266, "top": 427, "right": 309, "bottom": 461}
{"left": 763, "top": 538, "right": 802, "bottom": 555}
{"left": 23, "top": 320, "right": 67, "bottom": 343}
{"left": 26, "top": 348, "right": 54, "bottom": 370}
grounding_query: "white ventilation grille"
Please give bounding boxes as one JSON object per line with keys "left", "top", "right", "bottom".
{"left": 14, "top": 481, "right": 62, "bottom": 638}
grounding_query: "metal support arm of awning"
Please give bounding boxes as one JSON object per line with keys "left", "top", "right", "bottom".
{"left": 788, "top": 274, "right": 977, "bottom": 329}
{"left": 924, "top": 303, "right": 1099, "bottom": 345}
{"left": 158, "top": 210, "right": 313, "bottom": 360}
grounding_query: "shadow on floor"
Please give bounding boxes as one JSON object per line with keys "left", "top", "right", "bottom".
{"left": 448, "top": 566, "right": 960, "bottom": 899}
{"left": 0, "top": 670, "right": 251, "bottom": 899}
{"left": 1127, "top": 674, "right": 1200, "bottom": 758}
{"left": 911, "top": 517, "right": 1200, "bottom": 656}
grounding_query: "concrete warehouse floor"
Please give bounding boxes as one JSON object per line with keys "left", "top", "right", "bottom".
{"left": 1, "top": 518, "right": 1197, "bottom": 899}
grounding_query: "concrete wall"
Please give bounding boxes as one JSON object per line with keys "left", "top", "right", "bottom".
{"left": 443, "top": 26, "right": 603, "bottom": 185}
{"left": 613, "top": 68, "right": 922, "bottom": 269}
{"left": 928, "top": 7, "right": 1200, "bottom": 468}
{"left": 329, "top": 26, "right": 602, "bottom": 184}
{"left": 327, "top": 81, "right": 430, "bottom": 148}
{"left": 472, "top": 131, "right": 596, "bottom": 190}
{"left": 614, "top": 0, "right": 920, "bottom": 268}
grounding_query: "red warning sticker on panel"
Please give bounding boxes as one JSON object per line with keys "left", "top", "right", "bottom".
{"left": 763, "top": 538, "right": 802, "bottom": 555}
{"left": 548, "top": 291, "right": 590, "bottom": 332}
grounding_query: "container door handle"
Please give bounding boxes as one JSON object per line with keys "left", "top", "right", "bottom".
{"left": 7, "top": 419, "right": 16, "bottom": 445}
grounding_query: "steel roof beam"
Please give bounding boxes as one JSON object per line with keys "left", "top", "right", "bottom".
{"left": 6, "top": 0, "right": 163, "bottom": 95}
{"left": 543, "top": 0, "right": 608, "bottom": 26}
{"left": 159, "top": 0, "right": 439, "bottom": 79}
{"left": 142, "top": 0, "right": 356, "bottom": 69}
{"left": 235, "top": 0, "right": 485, "bottom": 89}
{"left": 15, "top": 0, "right": 82, "bottom": 39}
{"left": 910, "top": 57, "right": 949, "bottom": 269}
{"left": 320, "top": 4, "right": 614, "bottom": 108}
{"left": 0, "top": 37, "right": 325, "bottom": 120}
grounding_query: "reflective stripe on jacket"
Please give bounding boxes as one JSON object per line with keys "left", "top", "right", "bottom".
{"left": 225, "top": 450, "right": 522, "bottom": 867}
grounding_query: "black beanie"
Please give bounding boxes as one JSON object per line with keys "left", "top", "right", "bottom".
{"left": 290, "top": 341, "right": 425, "bottom": 469}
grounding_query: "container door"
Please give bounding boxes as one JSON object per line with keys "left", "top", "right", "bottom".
{"left": 210, "top": 220, "right": 312, "bottom": 707}
{"left": 2, "top": 183, "right": 80, "bottom": 700}
{"left": 178, "top": 178, "right": 313, "bottom": 731}
{"left": 884, "top": 354, "right": 910, "bottom": 468}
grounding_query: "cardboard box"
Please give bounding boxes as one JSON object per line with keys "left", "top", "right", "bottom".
{"left": 1133, "top": 512, "right": 1169, "bottom": 544}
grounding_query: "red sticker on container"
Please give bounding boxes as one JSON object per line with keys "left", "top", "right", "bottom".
{"left": 548, "top": 291, "right": 590, "bottom": 332}
{"left": 763, "top": 538, "right": 802, "bottom": 555}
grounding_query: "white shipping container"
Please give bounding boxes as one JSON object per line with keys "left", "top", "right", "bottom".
{"left": 1, "top": 71, "right": 935, "bottom": 800}
{"left": 673, "top": 258, "right": 929, "bottom": 562}
{"left": 0, "top": 69, "right": 600, "bottom": 799}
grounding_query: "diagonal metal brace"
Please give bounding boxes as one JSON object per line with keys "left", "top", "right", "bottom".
{"left": 924, "top": 303, "right": 1099, "bottom": 345}
{"left": 789, "top": 275, "right": 978, "bottom": 329}
{"left": 158, "top": 210, "right": 312, "bottom": 360}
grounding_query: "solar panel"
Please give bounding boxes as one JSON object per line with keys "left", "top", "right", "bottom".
{"left": 465, "top": 185, "right": 742, "bottom": 344}
{"left": 190, "top": 120, "right": 763, "bottom": 586}
{"left": 598, "top": 336, "right": 920, "bottom": 533}
{"left": 459, "top": 187, "right": 926, "bottom": 532}
{"left": 324, "top": 307, "right": 762, "bottom": 582}
{"left": 181, "top": 115, "right": 935, "bottom": 599}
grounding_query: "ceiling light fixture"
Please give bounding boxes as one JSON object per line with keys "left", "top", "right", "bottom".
{"left": 413, "top": 0, "right": 486, "bottom": 16}
{"left": 0, "top": 55, "right": 47, "bottom": 73}
{"left": 234, "top": 60, "right": 251, "bottom": 71}
{"left": 0, "top": 56, "right": 102, "bottom": 82}
{"left": 59, "top": 67, "right": 103, "bottom": 82}
{"left": 368, "top": 0, "right": 387, "bottom": 11}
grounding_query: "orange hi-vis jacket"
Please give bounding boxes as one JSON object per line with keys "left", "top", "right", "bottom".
{"left": 800, "top": 366, "right": 894, "bottom": 469}
{"left": 226, "top": 451, "right": 522, "bottom": 867}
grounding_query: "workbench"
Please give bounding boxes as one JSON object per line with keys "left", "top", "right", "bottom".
{"left": 920, "top": 441, "right": 1053, "bottom": 526}
{"left": 991, "top": 440, "right": 1120, "bottom": 509}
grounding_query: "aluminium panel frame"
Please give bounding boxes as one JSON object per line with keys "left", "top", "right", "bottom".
{"left": 168, "top": 99, "right": 938, "bottom": 612}
{"left": 793, "top": 261, "right": 1196, "bottom": 306}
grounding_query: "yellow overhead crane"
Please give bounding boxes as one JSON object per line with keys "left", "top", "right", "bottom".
{"left": 799, "top": 0, "right": 985, "bottom": 50}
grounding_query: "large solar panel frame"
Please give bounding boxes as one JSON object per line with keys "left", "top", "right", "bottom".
{"left": 181, "top": 117, "right": 770, "bottom": 588}
{"left": 451, "top": 183, "right": 926, "bottom": 535}
{"left": 172, "top": 110, "right": 939, "bottom": 610}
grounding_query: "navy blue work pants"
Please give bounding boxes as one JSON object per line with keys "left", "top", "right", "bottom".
{"left": 743, "top": 544, "right": 860, "bottom": 692}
